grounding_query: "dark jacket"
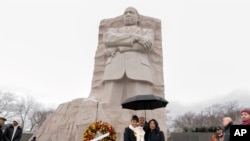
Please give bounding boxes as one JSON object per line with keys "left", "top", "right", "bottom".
{"left": 124, "top": 127, "right": 136, "bottom": 141}
{"left": 3, "top": 125, "right": 22, "bottom": 141}
{"left": 0, "top": 129, "right": 4, "bottom": 141}
{"left": 145, "top": 130, "right": 165, "bottom": 141}
{"left": 142, "top": 122, "right": 148, "bottom": 132}
{"left": 224, "top": 122, "right": 233, "bottom": 141}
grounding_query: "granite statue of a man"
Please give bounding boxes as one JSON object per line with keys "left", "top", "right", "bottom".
{"left": 102, "top": 7, "right": 154, "bottom": 105}
{"left": 89, "top": 6, "right": 167, "bottom": 135}
{"left": 88, "top": 7, "right": 167, "bottom": 139}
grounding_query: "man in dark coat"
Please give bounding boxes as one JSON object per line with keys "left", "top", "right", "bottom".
{"left": 3, "top": 120, "right": 22, "bottom": 141}
{"left": 0, "top": 117, "right": 7, "bottom": 141}
{"left": 139, "top": 116, "right": 148, "bottom": 131}
{"left": 222, "top": 117, "right": 233, "bottom": 141}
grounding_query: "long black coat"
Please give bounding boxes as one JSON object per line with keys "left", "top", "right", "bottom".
{"left": 0, "top": 129, "right": 4, "bottom": 141}
{"left": 224, "top": 122, "right": 233, "bottom": 141}
{"left": 3, "top": 125, "right": 22, "bottom": 141}
{"left": 145, "top": 130, "right": 165, "bottom": 141}
{"left": 124, "top": 127, "right": 136, "bottom": 141}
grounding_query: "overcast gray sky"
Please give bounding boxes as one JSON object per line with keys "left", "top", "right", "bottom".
{"left": 1, "top": 0, "right": 250, "bottom": 114}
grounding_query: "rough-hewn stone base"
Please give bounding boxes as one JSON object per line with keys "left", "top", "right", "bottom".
{"left": 33, "top": 98, "right": 167, "bottom": 141}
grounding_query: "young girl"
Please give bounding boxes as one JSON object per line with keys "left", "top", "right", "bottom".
{"left": 124, "top": 115, "right": 145, "bottom": 141}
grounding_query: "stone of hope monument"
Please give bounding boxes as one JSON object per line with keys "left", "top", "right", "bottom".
{"left": 33, "top": 7, "right": 168, "bottom": 141}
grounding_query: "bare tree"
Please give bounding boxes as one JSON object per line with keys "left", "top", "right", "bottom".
{"left": 28, "top": 108, "right": 54, "bottom": 132}
{"left": 202, "top": 104, "right": 225, "bottom": 126}
{"left": 222, "top": 101, "right": 241, "bottom": 123}
{"left": 166, "top": 110, "right": 173, "bottom": 133}
{"left": 192, "top": 111, "right": 207, "bottom": 127}
{"left": 172, "top": 112, "right": 196, "bottom": 132}
{"left": 0, "top": 91, "right": 17, "bottom": 118}
{"left": 172, "top": 101, "right": 241, "bottom": 132}
{"left": 0, "top": 90, "right": 55, "bottom": 132}
{"left": 15, "top": 95, "right": 39, "bottom": 130}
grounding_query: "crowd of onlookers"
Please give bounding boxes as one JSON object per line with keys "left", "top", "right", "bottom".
{"left": 211, "top": 107, "right": 250, "bottom": 141}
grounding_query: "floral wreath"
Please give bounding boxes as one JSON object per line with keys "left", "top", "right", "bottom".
{"left": 83, "top": 120, "right": 116, "bottom": 141}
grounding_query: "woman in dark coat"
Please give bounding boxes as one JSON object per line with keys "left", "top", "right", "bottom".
{"left": 124, "top": 115, "right": 145, "bottom": 141}
{"left": 145, "top": 119, "right": 165, "bottom": 141}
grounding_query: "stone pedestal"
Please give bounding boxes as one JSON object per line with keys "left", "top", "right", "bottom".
{"left": 32, "top": 98, "right": 167, "bottom": 141}
{"left": 33, "top": 98, "right": 97, "bottom": 141}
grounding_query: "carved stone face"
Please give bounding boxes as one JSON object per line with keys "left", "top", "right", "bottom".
{"left": 123, "top": 7, "right": 139, "bottom": 26}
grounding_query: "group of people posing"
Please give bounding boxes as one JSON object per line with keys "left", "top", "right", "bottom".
{"left": 0, "top": 118, "right": 22, "bottom": 141}
{"left": 211, "top": 107, "right": 250, "bottom": 141}
{"left": 124, "top": 115, "right": 165, "bottom": 141}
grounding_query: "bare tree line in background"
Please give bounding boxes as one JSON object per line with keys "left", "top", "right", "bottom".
{"left": 0, "top": 90, "right": 54, "bottom": 132}
{"left": 168, "top": 101, "right": 242, "bottom": 132}
{"left": 1, "top": 90, "right": 243, "bottom": 134}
